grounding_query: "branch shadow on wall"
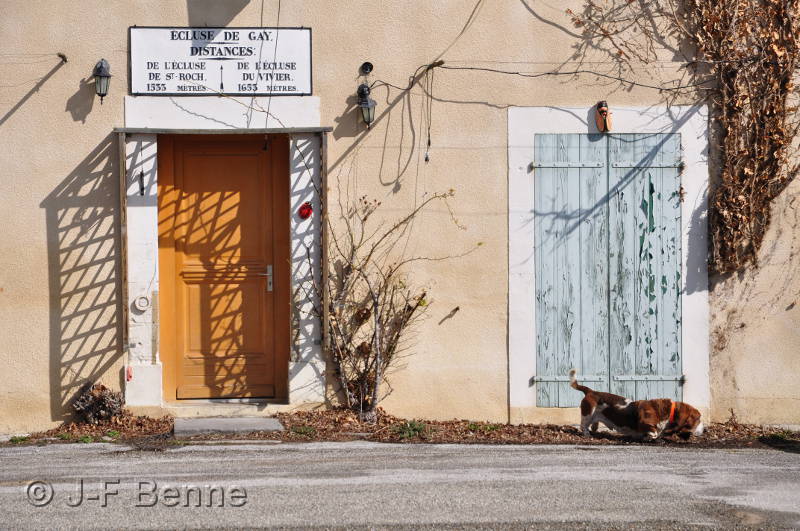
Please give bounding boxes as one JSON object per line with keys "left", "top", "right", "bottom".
{"left": 519, "top": 0, "right": 690, "bottom": 85}
{"left": 0, "top": 58, "right": 66, "bottom": 129}
{"left": 40, "top": 134, "right": 124, "bottom": 422}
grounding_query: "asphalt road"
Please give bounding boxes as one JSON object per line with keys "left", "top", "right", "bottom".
{"left": 0, "top": 441, "right": 798, "bottom": 529}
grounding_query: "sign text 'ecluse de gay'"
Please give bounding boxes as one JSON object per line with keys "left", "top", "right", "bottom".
{"left": 129, "top": 27, "right": 312, "bottom": 96}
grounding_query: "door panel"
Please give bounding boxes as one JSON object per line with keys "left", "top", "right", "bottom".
{"left": 534, "top": 133, "right": 682, "bottom": 407}
{"left": 608, "top": 134, "right": 638, "bottom": 400}
{"left": 158, "top": 135, "right": 290, "bottom": 400}
{"left": 534, "top": 133, "right": 609, "bottom": 407}
{"left": 180, "top": 155, "right": 266, "bottom": 260}
{"left": 608, "top": 134, "right": 682, "bottom": 401}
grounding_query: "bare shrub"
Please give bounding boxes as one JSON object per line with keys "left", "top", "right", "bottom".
{"left": 301, "top": 190, "right": 476, "bottom": 422}
{"left": 72, "top": 383, "right": 124, "bottom": 424}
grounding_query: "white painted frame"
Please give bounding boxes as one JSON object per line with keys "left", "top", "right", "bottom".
{"left": 508, "top": 106, "right": 710, "bottom": 411}
{"left": 123, "top": 95, "right": 325, "bottom": 406}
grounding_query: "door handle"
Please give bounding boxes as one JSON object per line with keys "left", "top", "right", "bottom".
{"left": 254, "top": 265, "right": 273, "bottom": 292}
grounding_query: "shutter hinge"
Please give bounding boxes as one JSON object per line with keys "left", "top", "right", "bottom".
{"left": 532, "top": 375, "right": 606, "bottom": 383}
{"left": 611, "top": 162, "right": 681, "bottom": 168}
{"left": 612, "top": 374, "right": 686, "bottom": 384}
{"left": 531, "top": 162, "right": 604, "bottom": 169}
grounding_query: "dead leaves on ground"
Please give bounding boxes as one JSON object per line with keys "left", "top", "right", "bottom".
{"left": 9, "top": 408, "right": 798, "bottom": 451}
{"left": 189, "top": 408, "right": 799, "bottom": 449}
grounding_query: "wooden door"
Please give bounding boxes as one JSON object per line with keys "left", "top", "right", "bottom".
{"left": 158, "top": 135, "right": 290, "bottom": 400}
{"left": 533, "top": 133, "right": 682, "bottom": 407}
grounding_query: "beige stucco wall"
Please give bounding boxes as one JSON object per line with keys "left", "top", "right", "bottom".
{"left": 708, "top": 177, "right": 800, "bottom": 424}
{"left": 0, "top": 0, "right": 797, "bottom": 432}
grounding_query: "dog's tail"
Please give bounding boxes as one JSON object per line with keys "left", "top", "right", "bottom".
{"left": 569, "top": 368, "right": 592, "bottom": 394}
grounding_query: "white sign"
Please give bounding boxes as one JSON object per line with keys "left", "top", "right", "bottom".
{"left": 129, "top": 27, "right": 312, "bottom": 96}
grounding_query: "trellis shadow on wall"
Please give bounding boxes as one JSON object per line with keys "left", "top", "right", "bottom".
{"left": 40, "top": 135, "right": 123, "bottom": 422}
{"left": 289, "top": 139, "right": 320, "bottom": 363}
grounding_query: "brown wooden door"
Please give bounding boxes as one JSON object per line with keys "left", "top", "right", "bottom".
{"left": 158, "top": 135, "right": 289, "bottom": 400}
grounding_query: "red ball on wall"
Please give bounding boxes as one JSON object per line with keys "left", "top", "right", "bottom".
{"left": 298, "top": 201, "right": 313, "bottom": 220}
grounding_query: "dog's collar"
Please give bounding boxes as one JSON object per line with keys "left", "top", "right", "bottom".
{"left": 669, "top": 401, "right": 677, "bottom": 424}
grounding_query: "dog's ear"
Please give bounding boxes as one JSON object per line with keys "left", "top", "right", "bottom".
{"left": 673, "top": 403, "right": 701, "bottom": 437}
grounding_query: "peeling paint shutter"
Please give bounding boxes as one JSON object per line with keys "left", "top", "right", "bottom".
{"left": 608, "top": 134, "right": 682, "bottom": 402}
{"left": 533, "top": 133, "right": 682, "bottom": 407}
{"left": 534, "top": 133, "right": 609, "bottom": 407}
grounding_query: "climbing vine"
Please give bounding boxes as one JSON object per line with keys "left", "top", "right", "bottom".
{"left": 568, "top": 0, "right": 800, "bottom": 273}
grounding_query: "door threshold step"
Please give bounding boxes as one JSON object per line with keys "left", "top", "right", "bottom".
{"left": 174, "top": 417, "right": 285, "bottom": 437}
{"left": 166, "top": 399, "right": 278, "bottom": 408}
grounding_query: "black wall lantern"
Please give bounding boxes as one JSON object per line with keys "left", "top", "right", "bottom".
{"left": 93, "top": 58, "right": 111, "bottom": 104}
{"left": 357, "top": 83, "right": 376, "bottom": 127}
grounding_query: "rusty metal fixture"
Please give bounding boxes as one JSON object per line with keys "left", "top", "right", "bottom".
{"left": 595, "top": 101, "right": 612, "bottom": 133}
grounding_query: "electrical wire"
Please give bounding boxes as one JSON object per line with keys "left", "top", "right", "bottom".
{"left": 369, "top": 61, "right": 444, "bottom": 93}
{"left": 436, "top": 64, "right": 714, "bottom": 92}
{"left": 264, "top": 0, "right": 282, "bottom": 127}
{"left": 424, "top": 68, "right": 435, "bottom": 162}
{"left": 368, "top": 55, "right": 779, "bottom": 97}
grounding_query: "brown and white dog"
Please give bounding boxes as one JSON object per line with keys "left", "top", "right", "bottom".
{"left": 569, "top": 369, "right": 704, "bottom": 440}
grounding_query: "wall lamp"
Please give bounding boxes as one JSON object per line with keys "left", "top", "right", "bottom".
{"left": 93, "top": 59, "right": 112, "bottom": 104}
{"left": 357, "top": 83, "right": 376, "bottom": 127}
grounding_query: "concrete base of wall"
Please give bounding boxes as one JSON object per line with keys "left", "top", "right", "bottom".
{"left": 128, "top": 401, "right": 324, "bottom": 419}
{"left": 711, "top": 399, "right": 800, "bottom": 425}
{"left": 510, "top": 407, "right": 579, "bottom": 425}
{"left": 125, "top": 360, "right": 326, "bottom": 415}
{"left": 125, "top": 363, "right": 163, "bottom": 406}
{"left": 174, "top": 417, "right": 285, "bottom": 436}
{"left": 289, "top": 360, "right": 326, "bottom": 404}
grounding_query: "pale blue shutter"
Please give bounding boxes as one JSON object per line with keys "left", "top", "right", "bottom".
{"left": 533, "top": 134, "right": 609, "bottom": 407}
{"left": 608, "top": 133, "right": 683, "bottom": 401}
{"left": 533, "top": 133, "right": 683, "bottom": 407}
